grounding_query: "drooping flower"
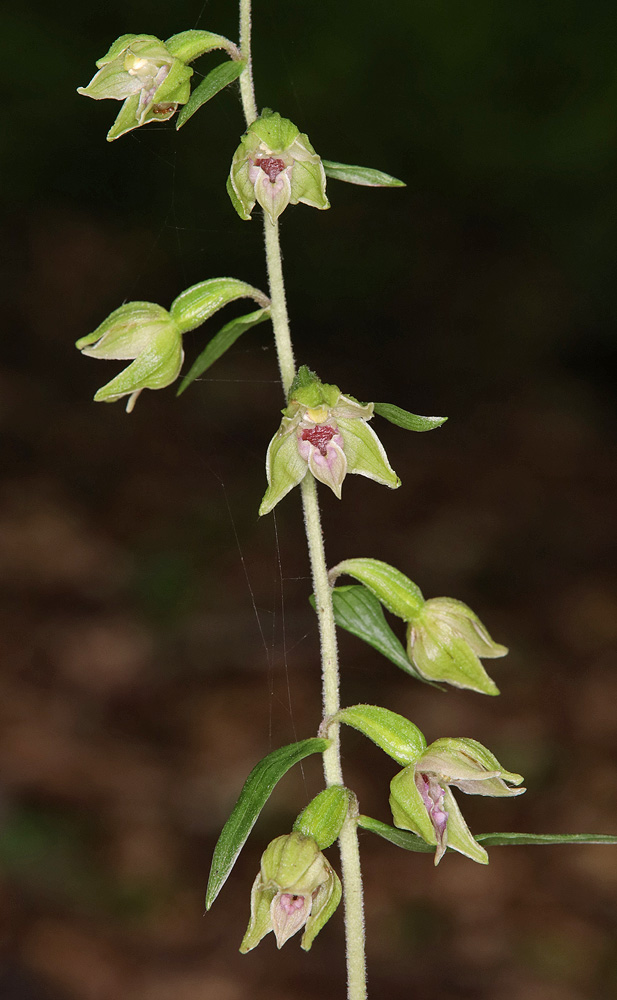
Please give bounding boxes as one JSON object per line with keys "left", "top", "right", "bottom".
{"left": 75, "top": 302, "right": 183, "bottom": 412}
{"left": 240, "top": 832, "right": 341, "bottom": 953}
{"left": 259, "top": 366, "right": 400, "bottom": 515}
{"left": 406, "top": 596, "right": 507, "bottom": 694}
{"left": 390, "top": 737, "right": 525, "bottom": 865}
{"left": 77, "top": 35, "right": 193, "bottom": 140}
{"left": 228, "top": 110, "right": 329, "bottom": 224}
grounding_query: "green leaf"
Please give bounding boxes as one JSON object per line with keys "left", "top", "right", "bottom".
{"left": 334, "top": 705, "right": 426, "bottom": 766}
{"left": 325, "top": 585, "right": 441, "bottom": 686}
{"left": 358, "top": 816, "right": 617, "bottom": 851}
{"left": 206, "top": 737, "right": 330, "bottom": 910}
{"left": 322, "top": 160, "right": 405, "bottom": 188}
{"left": 328, "top": 558, "right": 424, "bottom": 620}
{"left": 170, "top": 278, "right": 269, "bottom": 335}
{"left": 177, "top": 60, "right": 246, "bottom": 129}
{"left": 165, "top": 29, "right": 239, "bottom": 62}
{"left": 475, "top": 832, "right": 617, "bottom": 847}
{"left": 373, "top": 403, "right": 447, "bottom": 432}
{"left": 177, "top": 308, "right": 270, "bottom": 395}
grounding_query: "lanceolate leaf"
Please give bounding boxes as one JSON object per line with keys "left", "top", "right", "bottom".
{"left": 326, "top": 585, "right": 440, "bottom": 686}
{"left": 373, "top": 403, "right": 447, "bottom": 433}
{"left": 170, "top": 278, "right": 269, "bottom": 334}
{"left": 322, "top": 160, "right": 405, "bottom": 188}
{"left": 358, "top": 815, "right": 617, "bottom": 852}
{"left": 177, "top": 308, "right": 270, "bottom": 395}
{"left": 177, "top": 60, "right": 246, "bottom": 129}
{"left": 206, "top": 737, "right": 329, "bottom": 909}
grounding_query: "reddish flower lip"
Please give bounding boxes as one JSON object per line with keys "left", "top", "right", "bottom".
{"left": 254, "top": 156, "right": 287, "bottom": 182}
{"left": 301, "top": 424, "right": 337, "bottom": 457}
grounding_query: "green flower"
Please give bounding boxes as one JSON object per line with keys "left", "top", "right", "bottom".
{"left": 390, "top": 737, "right": 525, "bottom": 865}
{"left": 228, "top": 110, "right": 329, "bottom": 224}
{"left": 76, "top": 302, "right": 183, "bottom": 411}
{"left": 240, "top": 833, "right": 341, "bottom": 953}
{"left": 259, "top": 367, "right": 400, "bottom": 515}
{"left": 77, "top": 34, "right": 193, "bottom": 140}
{"left": 407, "top": 596, "right": 507, "bottom": 694}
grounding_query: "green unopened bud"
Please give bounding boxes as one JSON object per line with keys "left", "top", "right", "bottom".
{"left": 76, "top": 302, "right": 183, "bottom": 411}
{"left": 407, "top": 597, "right": 507, "bottom": 695}
{"left": 240, "top": 832, "right": 341, "bottom": 953}
{"left": 259, "top": 366, "right": 400, "bottom": 515}
{"left": 390, "top": 737, "right": 525, "bottom": 866}
{"left": 77, "top": 34, "right": 193, "bottom": 140}
{"left": 293, "top": 786, "right": 353, "bottom": 849}
{"left": 228, "top": 110, "right": 329, "bottom": 224}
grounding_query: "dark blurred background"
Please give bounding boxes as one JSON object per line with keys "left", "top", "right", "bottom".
{"left": 2, "top": 1, "right": 617, "bottom": 998}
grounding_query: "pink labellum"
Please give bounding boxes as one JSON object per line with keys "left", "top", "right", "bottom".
{"left": 418, "top": 772, "right": 449, "bottom": 863}
{"left": 271, "top": 892, "right": 312, "bottom": 948}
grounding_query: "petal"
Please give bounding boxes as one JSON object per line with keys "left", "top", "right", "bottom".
{"left": 271, "top": 891, "right": 312, "bottom": 948}
{"left": 259, "top": 429, "right": 308, "bottom": 516}
{"left": 307, "top": 438, "right": 347, "bottom": 498}
{"left": 337, "top": 418, "right": 400, "bottom": 489}
{"left": 254, "top": 168, "right": 293, "bottom": 224}
{"left": 332, "top": 394, "right": 374, "bottom": 421}
{"left": 106, "top": 94, "right": 142, "bottom": 141}
{"left": 239, "top": 874, "right": 276, "bottom": 953}
{"left": 77, "top": 63, "right": 142, "bottom": 101}
{"left": 419, "top": 737, "right": 525, "bottom": 795}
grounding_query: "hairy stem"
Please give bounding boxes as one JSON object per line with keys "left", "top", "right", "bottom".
{"left": 237, "top": 2, "right": 367, "bottom": 996}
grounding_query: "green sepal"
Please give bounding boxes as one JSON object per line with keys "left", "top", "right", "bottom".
{"left": 96, "top": 34, "right": 159, "bottom": 66}
{"left": 92, "top": 325, "right": 182, "bottom": 405}
{"left": 170, "top": 278, "right": 269, "bottom": 334}
{"left": 165, "top": 29, "right": 240, "bottom": 62}
{"left": 322, "top": 160, "right": 405, "bottom": 188}
{"left": 323, "top": 585, "right": 442, "bottom": 686}
{"left": 152, "top": 56, "right": 193, "bottom": 107}
{"left": 227, "top": 175, "right": 252, "bottom": 221}
{"left": 106, "top": 94, "right": 141, "bottom": 141}
{"left": 373, "top": 403, "right": 447, "bottom": 432}
{"left": 249, "top": 108, "right": 300, "bottom": 149}
{"left": 333, "top": 705, "right": 426, "bottom": 766}
{"left": 336, "top": 417, "right": 400, "bottom": 489}
{"left": 177, "top": 60, "right": 245, "bottom": 129}
{"left": 328, "top": 558, "right": 425, "bottom": 620}
{"left": 177, "top": 308, "right": 270, "bottom": 395}
{"left": 259, "top": 426, "right": 308, "bottom": 516}
{"left": 301, "top": 869, "right": 342, "bottom": 951}
{"left": 75, "top": 301, "right": 170, "bottom": 354}
{"left": 293, "top": 786, "right": 353, "bottom": 849}
{"left": 205, "top": 737, "right": 330, "bottom": 909}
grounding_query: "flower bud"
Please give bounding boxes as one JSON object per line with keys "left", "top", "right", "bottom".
{"left": 77, "top": 35, "right": 193, "bottom": 140}
{"left": 75, "top": 302, "right": 183, "bottom": 411}
{"left": 228, "top": 111, "right": 329, "bottom": 224}
{"left": 240, "top": 832, "right": 341, "bottom": 953}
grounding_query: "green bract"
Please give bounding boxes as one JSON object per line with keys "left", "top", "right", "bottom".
{"left": 228, "top": 110, "right": 330, "bottom": 224}
{"left": 390, "top": 737, "right": 525, "bottom": 865}
{"left": 75, "top": 302, "right": 183, "bottom": 412}
{"left": 293, "top": 786, "right": 353, "bottom": 849}
{"left": 240, "top": 832, "right": 342, "bottom": 952}
{"left": 77, "top": 34, "right": 193, "bottom": 140}
{"left": 259, "top": 366, "right": 400, "bottom": 515}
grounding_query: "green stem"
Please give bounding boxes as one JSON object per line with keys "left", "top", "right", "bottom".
{"left": 237, "top": 3, "right": 367, "bottom": 997}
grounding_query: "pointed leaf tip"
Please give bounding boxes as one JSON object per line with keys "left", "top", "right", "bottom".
{"left": 322, "top": 160, "right": 405, "bottom": 188}
{"left": 374, "top": 403, "right": 447, "bottom": 432}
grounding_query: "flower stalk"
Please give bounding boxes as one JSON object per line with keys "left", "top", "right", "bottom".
{"left": 238, "top": 1, "right": 367, "bottom": 995}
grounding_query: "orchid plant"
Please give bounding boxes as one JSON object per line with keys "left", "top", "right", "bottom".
{"left": 76, "top": 6, "right": 617, "bottom": 998}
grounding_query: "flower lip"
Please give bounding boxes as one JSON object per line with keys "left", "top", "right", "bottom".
{"left": 301, "top": 424, "right": 338, "bottom": 457}
{"left": 255, "top": 156, "right": 287, "bottom": 181}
